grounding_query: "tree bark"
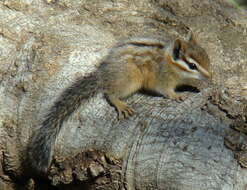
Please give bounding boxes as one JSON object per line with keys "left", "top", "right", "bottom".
{"left": 0, "top": 0, "right": 247, "bottom": 189}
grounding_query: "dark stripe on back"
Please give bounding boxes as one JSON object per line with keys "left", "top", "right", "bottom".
{"left": 128, "top": 42, "right": 164, "bottom": 49}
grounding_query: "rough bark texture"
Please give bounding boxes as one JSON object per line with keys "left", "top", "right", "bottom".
{"left": 0, "top": 0, "right": 247, "bottom": 189}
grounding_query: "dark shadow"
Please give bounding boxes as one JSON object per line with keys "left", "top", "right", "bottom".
{"left": 138, "top": 85, "right": 200, "bottom": 98}
{"left": 175, "top": 85, "right": 200, "bottom": 93}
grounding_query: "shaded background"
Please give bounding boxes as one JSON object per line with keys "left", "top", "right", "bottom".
{"left": 230, "top": 0, "right": 247, "bottom": 8}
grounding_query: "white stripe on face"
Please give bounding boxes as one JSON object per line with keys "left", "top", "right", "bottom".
{"left": 172, "top": 57, "right": 210, "bottom": 80}
{"left": 176, "top": 59, "right": 191, "bottom": 71}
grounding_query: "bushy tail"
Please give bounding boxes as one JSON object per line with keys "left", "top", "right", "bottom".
{"left": 28, "top": 73, "right": 98, "bottom": 175}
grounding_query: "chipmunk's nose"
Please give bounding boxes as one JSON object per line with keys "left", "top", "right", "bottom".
{"left": 206, "top": 72, "right": 212, "bottom": 80}
{"left": 197, "top": 65, "right": 211, "bottom": 80}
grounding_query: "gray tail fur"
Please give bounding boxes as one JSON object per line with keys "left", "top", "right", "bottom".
{"left": 28, "top": 73, "right": 98, "bottom": 175}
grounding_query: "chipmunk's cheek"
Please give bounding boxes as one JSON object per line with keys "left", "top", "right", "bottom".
{"left": 198, "top": 73, "right": 206, "bottom": 80}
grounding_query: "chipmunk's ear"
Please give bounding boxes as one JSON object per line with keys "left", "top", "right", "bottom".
{"left": 172, "top": 39, "right": 182, "bottom": 60}
{"left": 187, "top": 31, "right": 197, "bottom": 44}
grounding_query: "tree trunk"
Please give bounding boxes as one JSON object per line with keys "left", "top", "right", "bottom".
{"left": 0, "top": 0, "right": 247, "bottom": 189}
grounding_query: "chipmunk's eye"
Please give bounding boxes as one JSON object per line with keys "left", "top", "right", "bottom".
{"left": 187, "top": 62, "right": 197, "bottom": 70}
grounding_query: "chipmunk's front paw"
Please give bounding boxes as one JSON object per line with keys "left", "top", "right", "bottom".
{"left": 167, "top": 93, "right": 185, "bottom": 102}
{"left": 173, "top": 94, "right": 186, "bottom": 102}
{"left": 117, "top": 104, "right": 135, "bottom": 120}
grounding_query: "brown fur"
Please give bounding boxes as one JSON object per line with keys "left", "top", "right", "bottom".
{"left": 29, "top": 36, "right": 211, "bottom": 175}
{"left": 97, "top": 37, "right": 210, "bottom": 118}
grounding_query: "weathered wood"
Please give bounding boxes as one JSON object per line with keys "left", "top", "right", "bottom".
{"left": 0, "top": 0, "right": 247, "bottom": 189}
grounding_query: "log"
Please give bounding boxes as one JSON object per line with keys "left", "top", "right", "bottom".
{"left": 0, "top": 0, "right": 247, "bottom": 189}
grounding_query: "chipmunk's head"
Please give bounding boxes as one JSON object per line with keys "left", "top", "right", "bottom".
{"left": 169, "top": 33, "right": 211, "bottom": 80}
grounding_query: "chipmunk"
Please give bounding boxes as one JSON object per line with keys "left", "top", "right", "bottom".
{"left": 28, "top": 33, "right": 211, "bottom": 175}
